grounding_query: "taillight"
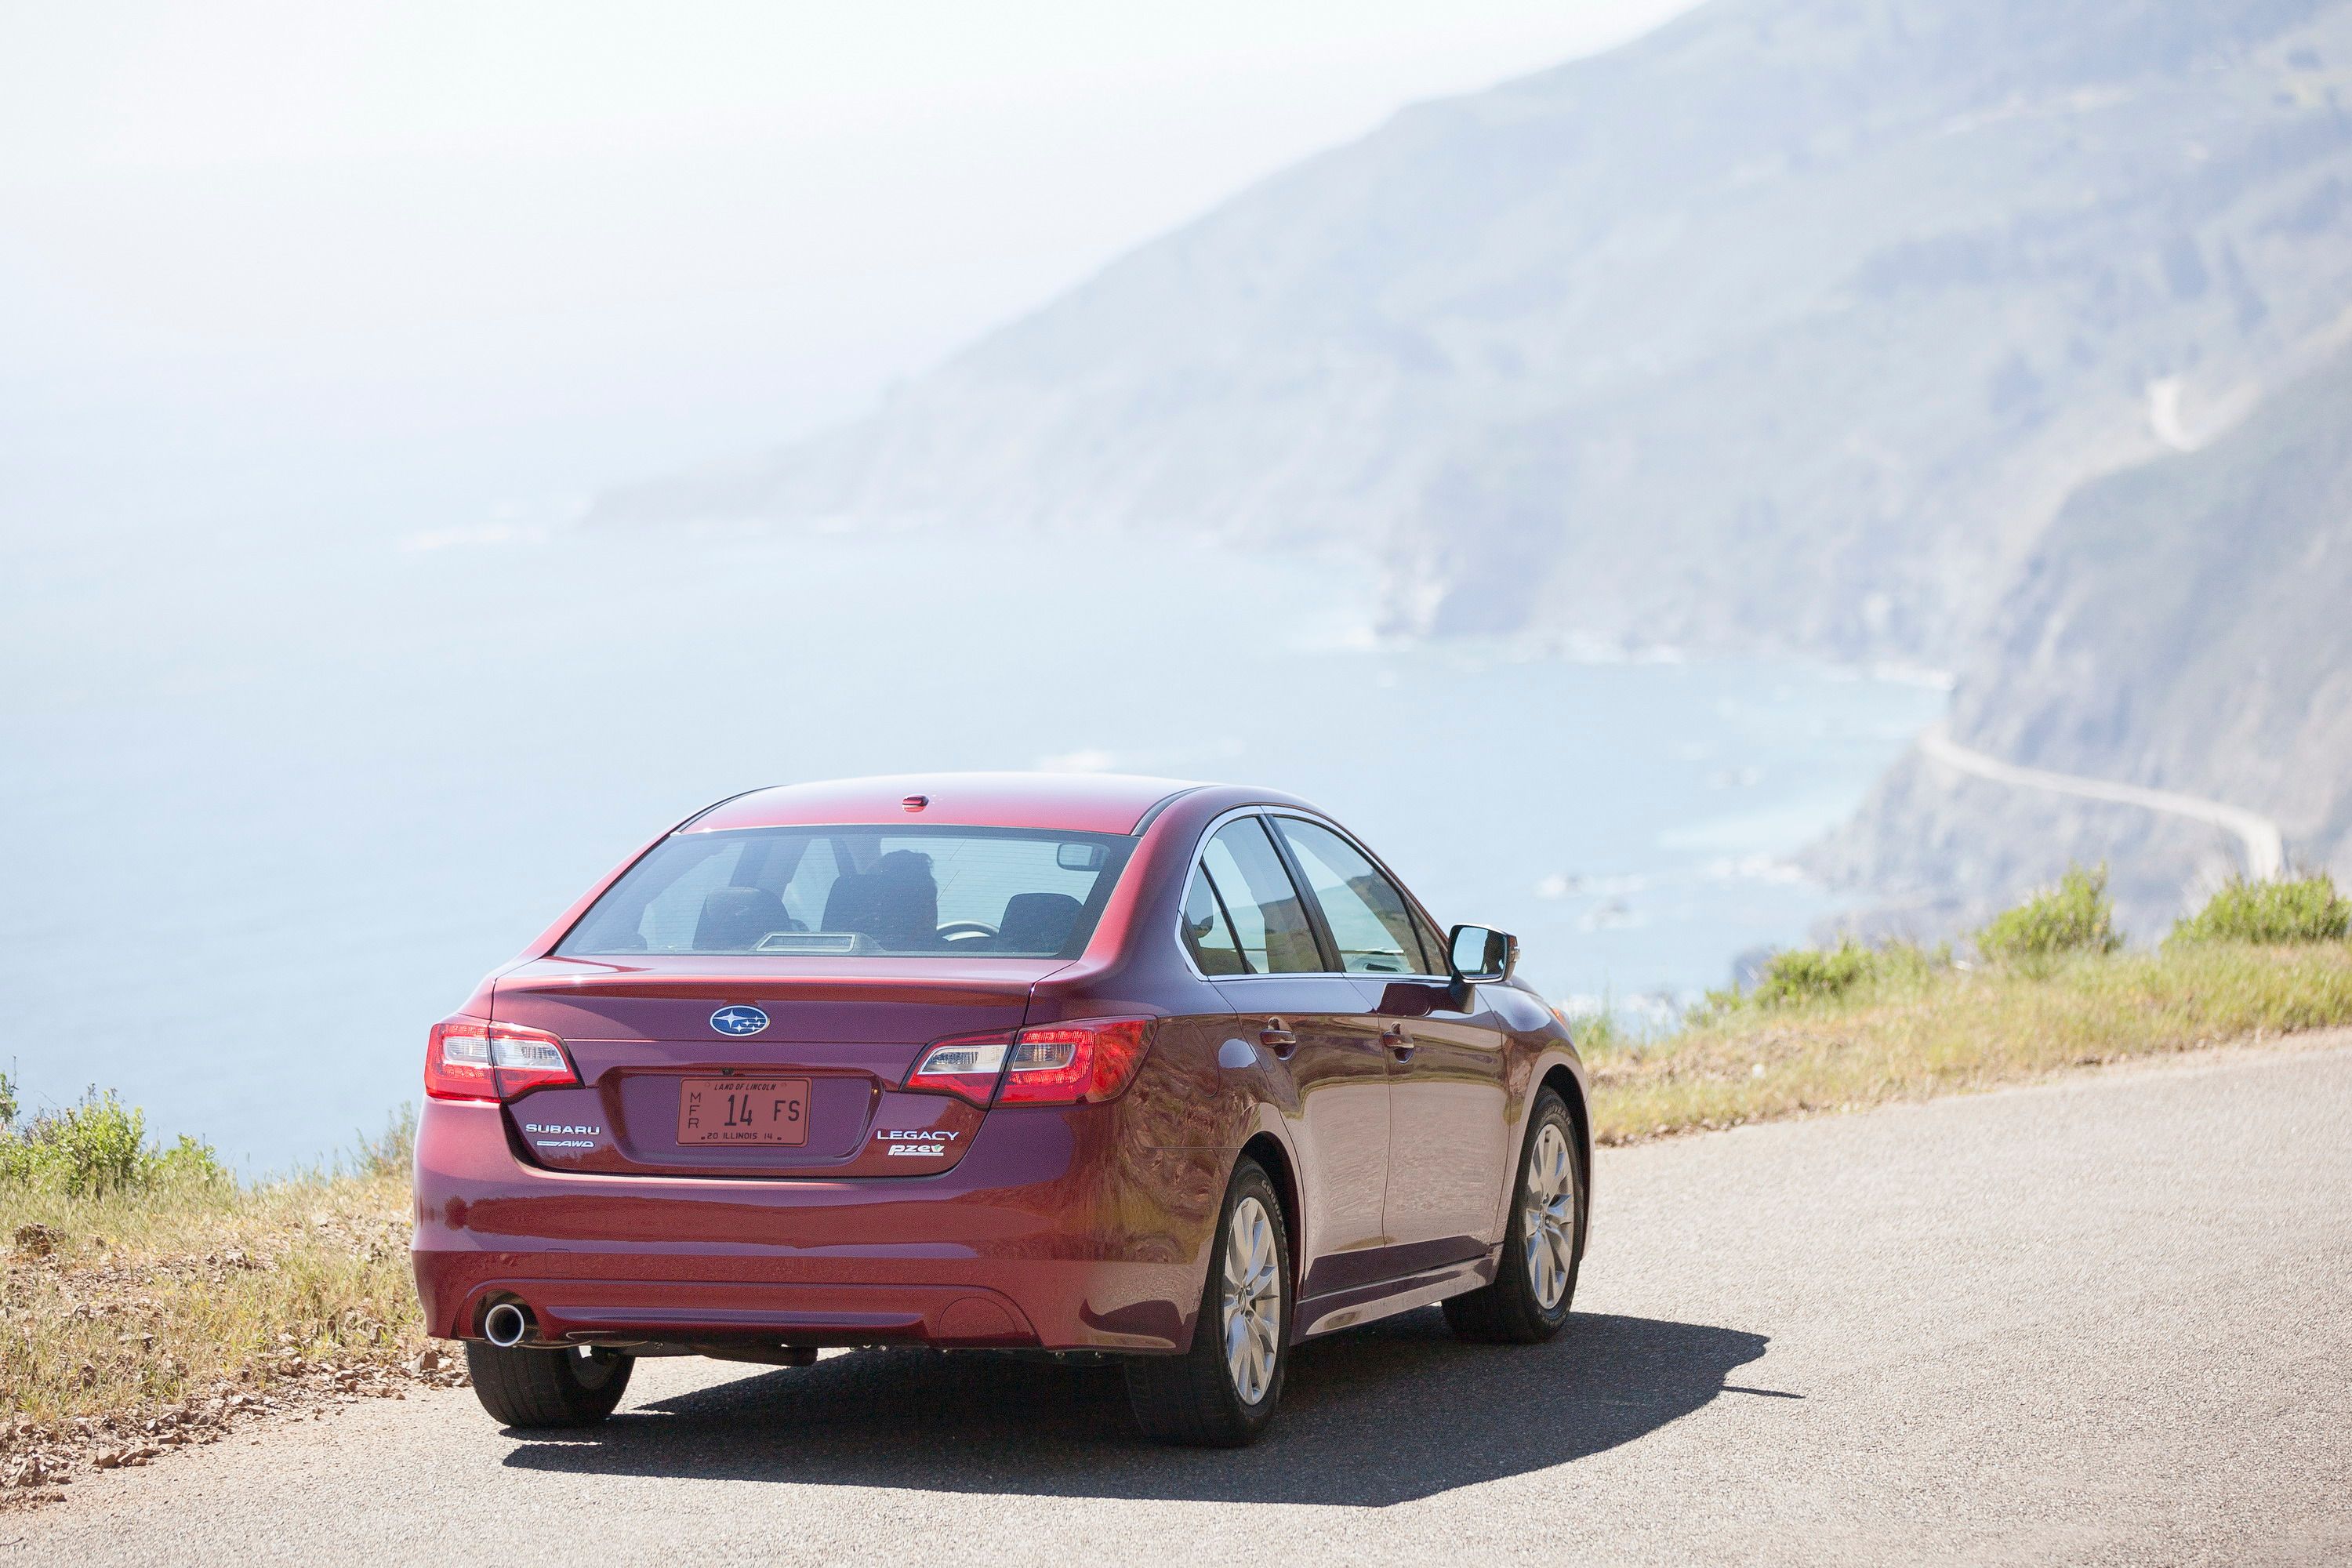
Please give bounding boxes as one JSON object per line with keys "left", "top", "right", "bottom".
{"left": 905, "top": 1032, "right": 1011, "bottom": 1105}
{"left": 997, "top": 1018, "right": 1152, "bottom": 1106}
{"left": 425, "top": 1018, "right": 579, "bottom": 1102}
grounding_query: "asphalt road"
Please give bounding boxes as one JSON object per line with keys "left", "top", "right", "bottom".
{"left": 15, "top": 1037, "right": 2352, "bottom": 1567}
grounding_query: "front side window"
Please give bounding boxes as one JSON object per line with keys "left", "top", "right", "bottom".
{"left": 1197, "top": 818, "right": 1324, "bottom": 974}
{"left": 1410, "top": 907, "right": 1449, "bottom": 976}
{"left": 559, "top": 826, "right": 1132, "bottom": 958}
{"left": 1272, "top": 818, "right": 1430, "bottom": 975}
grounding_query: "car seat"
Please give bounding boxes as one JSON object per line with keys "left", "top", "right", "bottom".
{"left": 820, "top": 851, "right": 940, "bottom": 949}
{"left": 694, "top": 886, "right": 800, "bottom": 951}
{"left": 993, "top": 891, "right": 1084, "bottom": 954}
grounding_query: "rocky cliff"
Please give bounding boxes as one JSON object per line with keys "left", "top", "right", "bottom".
{"left": 597, "top": 0, "right": 2352, "bottom": 935}
{"left": 1810, "top": 339, "right": 2352, "bottom": 936}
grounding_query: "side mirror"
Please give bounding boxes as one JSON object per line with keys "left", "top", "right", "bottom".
{"left": 1446, "top": 924, "right": 1517, "bottom": 985}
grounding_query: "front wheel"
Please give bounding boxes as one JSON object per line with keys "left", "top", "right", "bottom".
{"left": 1444, "top": 1087, "right": 1582, "bottom": 1343}
{"left": 465, "top": 1341, "right": 634, "bottom": 1428}
{"left": 1124, "top": 1157, "right": 1290, "bottom": 1446}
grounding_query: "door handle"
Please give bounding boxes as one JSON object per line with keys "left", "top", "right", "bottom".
{"left": 1381, "top": 1023, "right": 1414, "bottom": 1061}
{"left": 1259, "top": 1018, "right": 1298, "bottom": 1054}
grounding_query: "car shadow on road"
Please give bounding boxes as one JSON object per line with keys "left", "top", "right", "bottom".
{"left": 498, "top": 1309, "right": 1777, "bottom": 1506}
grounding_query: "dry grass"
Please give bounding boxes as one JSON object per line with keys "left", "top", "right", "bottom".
{"left": 1582, "top": 942, "right": 2352, "bottom": 1143}
{"left": 0, "top": 1165, "right": 462, "bottom": 1503}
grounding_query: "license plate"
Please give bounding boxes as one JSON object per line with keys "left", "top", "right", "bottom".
{"left": 676, "top": 1078, "right": 811, "bottom": 1146}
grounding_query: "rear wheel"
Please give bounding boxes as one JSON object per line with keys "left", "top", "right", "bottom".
{"left": 1444, "top": 1087, "right": 1582, "bottom": 1344}
{"left": 1124, "top": 1158, "right": 1289, "bottom": 1446}
{"left": 465, "top": 1341, "right": 634, "bottom": 1428}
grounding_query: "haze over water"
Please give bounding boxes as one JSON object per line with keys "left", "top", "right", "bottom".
{"left": 1, "top": 509, "right": 1940, "bottom": 1171}
{"left": 1, "top": 3, "right": 1957, "bottom": 1171}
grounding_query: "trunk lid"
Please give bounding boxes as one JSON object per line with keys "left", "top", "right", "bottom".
{"left": 489, "top": 954, "right": 1059, "bottom": 1178}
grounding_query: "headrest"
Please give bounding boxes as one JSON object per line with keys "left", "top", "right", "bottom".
{"left": 821, "top": 860, "right": 939, "bottom": 949}
{"left": 873, "top": 850, "right": 935, "bottom": 882}
{"left": 996, "top": 891, "right": 1083, "bottom": 954}
{"left": 695, "top": 886, "right": 791, "bottom": 950}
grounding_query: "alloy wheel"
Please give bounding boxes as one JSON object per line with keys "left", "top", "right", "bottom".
{"left": 1221, "top": 1195, "right": 1282, "bottom": 1403}
{"left": 1521, "top": 1123, "right": 1577, "bottom": 1311}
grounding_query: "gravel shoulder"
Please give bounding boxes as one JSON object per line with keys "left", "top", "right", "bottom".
{"left": 11, "top": 1034, "right": 2350, "bottom": 1567}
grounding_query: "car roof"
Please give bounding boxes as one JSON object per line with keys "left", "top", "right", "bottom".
{"left": 682, "top": 772, "right": 1210, "bottom": 836}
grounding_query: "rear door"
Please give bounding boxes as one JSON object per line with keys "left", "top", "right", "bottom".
{"left": 1270, "top": 816, "right": 1510, "bottom": 1262}
{"left": 488, "top": 955, "right": 1060, "bottom": 1178}
{"left": 1191, "top": 816, "right": 1391, "bottom": 1293}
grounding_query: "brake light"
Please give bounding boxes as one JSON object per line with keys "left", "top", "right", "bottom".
{"left": 906, "top": 1032, "right": 1011, "bottom": 1105}
{"left": 997, "top": 1018, "right": 1152, "bottom": 1106}
{"left": 425, "top": 1018, "right": 579, "bottom": 1102}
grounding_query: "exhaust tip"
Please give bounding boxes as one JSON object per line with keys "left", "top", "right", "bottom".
{"left": 483, "top": 1301, "right": 532, "bottom": 1348}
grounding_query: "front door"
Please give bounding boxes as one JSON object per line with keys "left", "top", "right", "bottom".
{"left": 1368, "top": 979, "right": 1511, "bottom": 1258}
{"left": 1266, "top": 815, "right": 1510, "bottom": 1263}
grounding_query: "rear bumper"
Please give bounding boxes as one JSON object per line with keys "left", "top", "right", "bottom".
{"left": 410, "top": 1098, "right": 1225, "bottom": 1353}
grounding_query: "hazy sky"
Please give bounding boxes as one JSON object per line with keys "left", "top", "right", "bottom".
{"left": 2, "top": 1, "right": 1693, "bottom": 528}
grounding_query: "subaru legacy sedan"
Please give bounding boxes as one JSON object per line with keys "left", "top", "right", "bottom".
{"left": 413, "top": 774, "right": 1589, "bottom": 1446}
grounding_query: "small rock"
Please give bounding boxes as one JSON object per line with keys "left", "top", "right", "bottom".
{"left": 7, "top": 1454, "right": 62, "bottom": 1488}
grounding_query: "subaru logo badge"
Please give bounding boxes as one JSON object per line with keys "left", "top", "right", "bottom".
{"left": 710, "top": 1005, "right": 769, "bottom": 1036}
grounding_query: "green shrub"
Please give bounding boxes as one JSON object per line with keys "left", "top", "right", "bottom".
{"left": 2172, "top": 874, "right": 2351, "bottom": 946}
{"left": 154, "top": 1133, "right": 232, "bottom": 1189}
{"left": 0, "top": 1087, "right": 229, "bottom": 1195}
{"left": 1978, "top": 865, "right": 2122, "bottom": 967}
{"left": 1755, "top": 942, "right": 1878, "bottom": 1005}
{"left": 38, "top": 1089, "right": 148, "bottom": 1194}
{"left": 1734, "top": 939, "right": 1947, "bottom": 1010}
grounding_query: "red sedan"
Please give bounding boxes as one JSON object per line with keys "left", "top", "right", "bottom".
{"left": 412, "top": 773, "right": 1589, "bottom": 1446}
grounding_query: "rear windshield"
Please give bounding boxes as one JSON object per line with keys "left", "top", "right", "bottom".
{"left": 557, "top": 826, "right": 1135, "bottom": 959}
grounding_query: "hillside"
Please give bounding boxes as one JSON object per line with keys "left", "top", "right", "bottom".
{"left": 1810, "top": 339, "right": 2352, "bottom": 936}
{"left": 594, "top": 0, "right": 2352, "bottom": 941}
{"left": 597, "top": 0, "right": 2352, "bottom": 670}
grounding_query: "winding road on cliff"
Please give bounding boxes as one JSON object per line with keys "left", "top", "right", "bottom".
{"left": 13, "top": 1035, "right": 2351, "bottom": 1566}
{"left": 1918, "top": 720, "right": 2287, "bottom": 882}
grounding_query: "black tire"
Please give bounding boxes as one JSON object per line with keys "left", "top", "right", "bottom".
{"left": 1124, "top": 1158, "right": 1290, "bottom": 1446}
{"left": 465, "top": 1341, "right": 634, "bottom": 1428}
{"left": 1444, "top": 1087, "right": 1583, "bottom": 1344}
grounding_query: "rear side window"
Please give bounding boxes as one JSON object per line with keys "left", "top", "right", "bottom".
{"left": 1197, "top": 818, "right": 1324, "bottom": 974}
{"left": 1273, "top": 818, "right": 1430, "bottom": 975}
{"left": 559, "top": 826, "right": 1133, "bottom": 958}
{"left": 1181, "top": 866, "right": 1248, "bottom": 975}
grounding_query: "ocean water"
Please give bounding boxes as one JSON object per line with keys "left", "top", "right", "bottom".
{"left": 0, "top": 519, "right": 1943, "bottom": 1170}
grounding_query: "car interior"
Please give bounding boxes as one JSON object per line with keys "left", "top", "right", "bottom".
{"left": 581, "top": 836, "right": 1105, "bottom": 958}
